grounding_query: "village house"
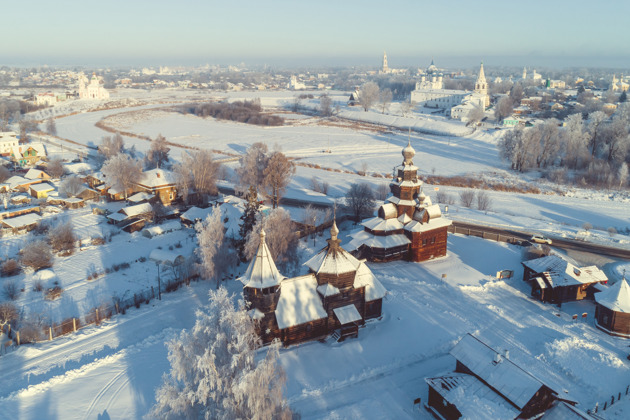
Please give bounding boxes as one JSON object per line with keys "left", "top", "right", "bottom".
{"left": 1, "top": 213, "right": 42, "bottom": 234}
{"left": 425, "top": 334, "right": 578, "bottom": 419}
{"left": 522, "top": 255, "right": 608, "bottom": 304}
{"left": 0, "top": 132, "right": 19, "bottom": 156}
{"left": 10, "top": 143, "right": 47, "bottom": 167}
{"left": 24, "top": 168, "right": 51, "bottom": 181}
{"left": 348, "top": 141, "right": 451, "bottom": 262}
{"left": 240, "top": 221, "right": 386, "bottom": 347}
{"left": 5, "top": 175, "right": 42, "bottom": 192}
{"left": 133, "top": 169, "right": 177, "bottom": 205}
{"left": 594, "top": 276, "right": 630, "bottom": 338}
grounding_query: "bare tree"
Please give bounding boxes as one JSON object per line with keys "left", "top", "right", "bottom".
{"left": 494, "top": 96, "right": 514, "bottom": 122}
{"left": 476, "top": 190, "right": 492, "bottom": 211}
{"left": 509, "top": 83, "right": 524, "bottom": 104}
{"left": 400, "top": 99, "right": 417, "bottom": 117}
{"left": 237, "top": 142, "right": 269, "bottom": 190}
{"left": 146, "top": 134, "right": 170, "bottom": 169}
{"left": 196, "top": 207, "right": 230, "bottom": 287}
{"left": 582, "top": 222, "right": 593, "bottom": 232}
{"left": 185, "top": 150, "right": 220, "bottom": 203}
{"left": 263, "top": 151, "right": 295, "bottom": 209}
{"left": 587, "top": 111, "right": 607, "bottom": 157}
{"left": 320, "top": 94, "right": 333, "bottom": 117}
{"left": 376, "top": 183, "right": 390, "bottom": 201}
{"left": 148, "top": 288, "right": 293, "bottom": 420}
{"left": 2, "top": 281, "right": 19, "bottom": 300}
{"left": 244, "top": 208, "right": 299, "bottom": 274}
{"left": 47, "top": 157, "right": 65, "bottom": 179}
{"left": 359, "top": 82, "right": 380, "bottom": 112}
{"left": 459, "top": 190, "right": 476, "bottom": 208}
{"left": 49, "top": 221, "right": 77, "bottom": 255}
{"left": 345, "top": 183, "right": 376, "bottom": 222}
{"left": 173, "top": 162, "right": 192, "bottom": 204}
{"left": 0, "top": 302, "right": 18, "bottom": 330}
{"left": 101, "top": 153, "right": 143, "bottom": 201}
{"left": 19, "top": 119, "right": 38, "bottom": 142}
{"left": 59, "top": 175, "right": 84, "bottom": 197}
{"left": 46, "top": 117, "right": 57, "bottom": 136}
{"left": 21, "top": 240, "right": 53, "bottom": 271}
{"left": 607, "top": 227, "right": 617, "bottom": 237}
{"left": 291, "top": 96, "right": 302, "bottom": 112}
{"left": 379, "top": 88, "right": 393, "bottom": 114}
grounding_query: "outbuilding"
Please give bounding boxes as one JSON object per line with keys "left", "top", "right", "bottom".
{"left": 594, "top": 277, "right": 630, "bottom": 338}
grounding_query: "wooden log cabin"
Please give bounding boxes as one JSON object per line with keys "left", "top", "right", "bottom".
{"left": 594, "top": 277, "right": 630, "bottom": 338}
{"left": 522, "top": 255, "right": 608, "bottom": 304}
{"left": 425, "top": 334, "right": 577, "bottom": 419}
{"left": 240, "top": 222, "right": 387, "bottom": 347}
{"left": 348, "top": 140, "right": 451, "bottom": 262}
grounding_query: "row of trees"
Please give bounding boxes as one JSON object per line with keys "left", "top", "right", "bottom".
{"left": 499, "top": 105, "right": 630, "bottom": 187}
{"left": 183, "top": 99, "right": 285, "bottom": 126}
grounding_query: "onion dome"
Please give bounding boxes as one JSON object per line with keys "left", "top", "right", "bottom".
{"left": 330, "top": 220, "right": 339, "bottom": 241}
{"left": 402, "top": 139, "right": 415, "bottom": 165}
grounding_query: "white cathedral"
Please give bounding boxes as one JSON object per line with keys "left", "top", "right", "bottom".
{"left": 410, "top": 61, "right": 489, "bottom": 120}
{"left": 78, "top": 73, "right": 110, "bottom": 100}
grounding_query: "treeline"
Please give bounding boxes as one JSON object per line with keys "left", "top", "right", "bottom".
{"left": 499, "top": 104, "right": 630, "bottom": 188}
{"left": 181, "top": 99, "right": 284, "bottom": 126}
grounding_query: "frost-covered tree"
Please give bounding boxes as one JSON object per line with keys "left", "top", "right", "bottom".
{"left": 359, "top": 82, "right": 380, "bottom": 112}
{"left": 196, "top": 207, "right": 235, "bottom": 287}
{"left": 319, "top": 93, "right": 333, "bottom": 117}
{"left": 494, "top": 96, "right": 513, "bottom": 121}
{"left": 561, "top": 113, "right": 589, "bottom": 170}
{"left": 237, "top": 142, "right": 269, "bottom": 190}
{"left": 101, "top": 153, "right": 142, "bottom": 201}
{"left": 466, "top": 104, "right": 485, "bottom": 126}
{"left": 49, "top": 221, "right": 77, "bottom": 255}
{"left": 148, "top": 288, "right": 293, "bottom": 420}
{"left": 244, "top": 208, "right": 299, "bottom": 274}
{"left": 45, "top": 117, "right": 57, "bottom": 136}
{"left": 59, "top": 175, "right": 84, "bottom": 197}
{"left": 263, "top": 151, "right": 295, "bottom": 209}
{"left": 587, "top": 111, "right": 608, "bottom": 157}
{"left": 345, "top": 182, "right": 376, "bottom": 222}
{"left": 146, "top": 134, "right": 170, "bottom": 169}
{"left": 173, "top": 162, "right": 192, "bottom": 205}
{"left": 618, "top": 162, "right": 629, "bottom": 188}
{"left": 379, "top": 88, "right": 393, "bottom": 114}
{"left": 98, "top": 134, "right": 124, "bottom": 161}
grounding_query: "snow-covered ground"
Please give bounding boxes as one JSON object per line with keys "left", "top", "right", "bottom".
{"left": 1, "top": 229, "right": 628, "bottom": 419}
{"left": 1, "top": 91, "right": 629, "bottom": 418}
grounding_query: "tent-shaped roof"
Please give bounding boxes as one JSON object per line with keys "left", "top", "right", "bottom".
{"left": 362, "top": 216, "right": 404, "bottom": 232}
{"left": 238, "top": 229, "right": 285, "bottom": 289}
{"left": 354, "top": 261, "right": 387, "bottom": 301}
{"left": 595, "top": 277, "right": 630, "bottom": 313}
{"left": 305, "top": 221, "right": 362, "bottom": 276}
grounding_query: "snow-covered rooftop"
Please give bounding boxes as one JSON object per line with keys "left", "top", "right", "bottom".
{"left": 239, "top": 229, "right": 285, "bottom": 289}
{"left": 353, "top": 262, "right": 387, "bottom": 302}
{"left": 404, "top": 217, "right": 452, "bottom": 233}
{"left": 149, "top": 249, "right": 184, "bottom": 265}
{"left": 136, "top": 168, "right": 176, "bottom": 188}
{"left": 347, "top": 230, "right": 410, "bottom": 251}
{"left": 127, "top": 192, "right": 154, "bottom": 203}
{"left": 333, "top": 304, "right": 362, "bottom": 325}
{"left": 180, "top": 206, "right": 214, "bottom": 223}
{"left": 24, "top": 168, "right": 49, "bottom": 180}
{"left": 523, "top": 255, "right": 608, "bottom": 287}
{"left": 362, "top": 216, "right": 404, "bottom": 232}
{"left": 449, "top": 334, "right": 550, "bottom": 410}
{"left": 317, "top": 283, "right": 340, "bottom": 297}
{"left": 30, "top": 183, "right": 55, "bottom": 193}
{"left": 142, "top": 221, "right": 182, "bottom": 238}
{"left": 594, "top": 277, "right": 630, "bottom": 313}
{"left": 425, "top": 373, "right": 520, "bottom": 419}
{"left": 304, "top": 244, "right": 362, "bottom": 276}
{"left": 1, "top": 213, "right": 41, "bottom": 229}
{"left": 275, "top": 274, "right": 327, "bottom": 330}
{"left": 121, "top": 203, "right": 153, "bottom": 218}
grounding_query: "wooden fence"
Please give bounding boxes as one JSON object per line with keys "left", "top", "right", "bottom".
{"left": 448, "top": 225, "right": 523, "bottom": 245}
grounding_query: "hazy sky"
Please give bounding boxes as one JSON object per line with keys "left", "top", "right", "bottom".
{"left": 3, "top": 0, "right": 629, "bottom": 68}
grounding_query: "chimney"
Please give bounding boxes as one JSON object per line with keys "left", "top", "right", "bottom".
{"left": 156, "top": 172, "right": 161, "bottom": 178}
{"left": 493, "top": 353, "right": 502, "bottom": 364}
{"left": 504, "top": 350, "right": 509, "bottom": 359}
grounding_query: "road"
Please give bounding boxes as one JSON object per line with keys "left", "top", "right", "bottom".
{"left": 450, "top": 220, "right": 630, "bottom": 260}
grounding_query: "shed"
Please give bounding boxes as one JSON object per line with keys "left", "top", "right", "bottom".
{"left": 30, "top": 183, "right": 55, "bottom": 199}
{"left": 180, "top": 206, "right": 214, "bottom": 226}
{"left": 1, "top": 213, "right": 41, "bottom": 232}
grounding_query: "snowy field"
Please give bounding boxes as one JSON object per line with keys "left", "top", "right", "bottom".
{"left": 1, "top": 230, "right": 629, "bottom": 419}
{"left": 1, "top": 91, "right": 629, "bottom": 418}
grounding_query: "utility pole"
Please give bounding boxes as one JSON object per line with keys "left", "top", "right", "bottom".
{"left": 156, "top": 261, "right": 161, "bottom": 300}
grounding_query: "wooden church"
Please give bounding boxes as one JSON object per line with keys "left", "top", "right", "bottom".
{"left": 240, "top": 222, "right": 387, "bottom": 346}
{"left": 348, "top": 140, "right": 451, "bottom": 262}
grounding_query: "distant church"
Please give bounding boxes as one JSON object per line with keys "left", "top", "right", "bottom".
{"left": 78, "top": 73, "right": 110, "bottom": 100}
{"left": 411, "top": 61, "right": 489, "bottom": 117}
{"left": 348, "top": 141, "right": 452, "bottom": 262}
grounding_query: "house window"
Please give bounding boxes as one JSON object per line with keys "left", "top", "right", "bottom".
{"left": 306, "top": 324, "right": 312, "bottom": 332}
{"left": 431, "top": 237, "right": 436, "bottom": 245}
{"left": 422, "top": 239, "right": 427, "bottom": 247}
